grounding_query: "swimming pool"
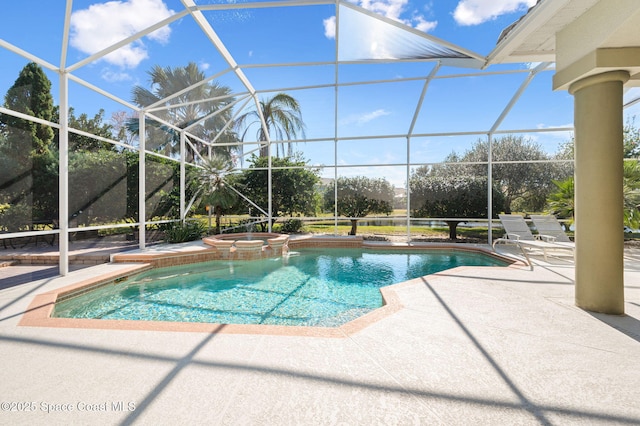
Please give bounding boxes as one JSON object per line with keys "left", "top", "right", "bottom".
{"left": 53, "top": 248, "right": 509, "bottom": 327}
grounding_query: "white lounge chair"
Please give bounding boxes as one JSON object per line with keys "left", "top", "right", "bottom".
{"left": 529, "top": 214, "right": 573, "bottom": 242}
{"left": 493, "top": 214, "right": 574, "bottom": 264}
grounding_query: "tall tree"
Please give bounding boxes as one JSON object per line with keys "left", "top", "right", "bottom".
{"left": 235, "top": 93, "right": 305, "bottom": 158}
{"left": 194, "top": 155, "right": 238, "bottom": 234}
{"left": 0, "top": 62, "right": 57, "bottom": 227}
{"left": 0, "top": 62, "right": 55, "bottom": 156}
{"left": 130, "top": 62, "right": 237, "bottom": 159}
{"left": 410, "top": 174, "right": 506, "bottom": 240}
{"left": 432, "top": 135, "right": 565, "bottom": 213}
{"left": 111, "top": 110, "right": 138, "bottom": 146}
{"left": 323, "top": 176, "right": 394, "bottom": 236}
{"left": 52, "top": 107, "right": 115, "bottom": 151}
{"left": 239, "top": 154, "right": 320, "bottom": 228}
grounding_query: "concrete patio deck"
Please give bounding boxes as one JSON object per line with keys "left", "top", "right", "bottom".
{"left": 1, "top": 244, "right": 639, "bottom": 425}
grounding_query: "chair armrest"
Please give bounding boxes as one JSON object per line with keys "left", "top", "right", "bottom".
{"left": 506, "top": 233, "right": 521, "bottom": 240}
{"left": 538, "top": 234, "right": 557, "bottom": 242}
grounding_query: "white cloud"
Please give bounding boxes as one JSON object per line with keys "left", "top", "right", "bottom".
{"left": 360, "top": 0, "right": 407, "bottom": 22}
{"left": 341, "top": 109, "right": 390, "bottom": 126}
{"left": 100, "top": 68, "right": 132, "bottom": 82}
{"left": 413, "top": 15, "right": 438, "bottom": 33}
{"left": 359, "top": 109, "right": 390, "bottom": 124}
{"left": 70, "top": 0, "right": 175, "bottom": 69}
{"left": 453, "top": 0, "right": 536, "bottom": 26}
{"left": 199, "top": 61, "right": 210, "bottom": 71}
{"left": 323, "top": 16, "right": 336, "bottom": 39}
{"left": 323, "top": 0, "right": 436, "bottom": 40}
{"left": 361, "top": 0, "right": 438, "bottom": 30}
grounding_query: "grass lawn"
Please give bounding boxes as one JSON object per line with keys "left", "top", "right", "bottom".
{"left": 304, "top": 223, "right": 506, "bottom": 241}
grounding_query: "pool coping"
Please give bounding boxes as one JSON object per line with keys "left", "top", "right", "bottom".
{"left": 18, "top": 238, "right": 522, "bottom": 337}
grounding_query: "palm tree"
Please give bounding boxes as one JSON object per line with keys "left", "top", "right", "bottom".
{"left": 546, "top": 160, "right": 640, "bottom": 230}
{"left": 234, "top": 92, "right": 305, "bottom": 158}
{"left": 130, "top": 63, "right": 237, "bottom": 160}
{"left": 195, "top": 155, "right": 237, "bottom": 234}
{"left": 546, "top": 177, "right": 575, "bottom": 229}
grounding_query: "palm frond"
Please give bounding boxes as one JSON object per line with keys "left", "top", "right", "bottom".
{"left": 234, "top": 92, "right": 305, "bottom": 157}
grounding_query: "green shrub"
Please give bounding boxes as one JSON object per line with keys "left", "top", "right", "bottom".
{"left": 0, "top": 203, "right": 31, "bottom": 232}
{"left": 162, "top": 220, "right": 205, "bottom": 243}
{"left": 280, "top": 218, "right": 304, "bottom": 233}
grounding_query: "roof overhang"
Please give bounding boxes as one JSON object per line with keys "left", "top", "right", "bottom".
{"left": 485, "top": 0, "right": 640, "bottom": 91}
{"left": 485, "top": 0, "right": 594, "bottom": 66}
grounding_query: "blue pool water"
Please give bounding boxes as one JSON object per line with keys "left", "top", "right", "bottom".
{"left": 53, "top": 248, "right": 508, "bottom": 327}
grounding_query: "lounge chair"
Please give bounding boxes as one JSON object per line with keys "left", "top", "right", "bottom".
{"left": 529, "top": 214, "right": 572, "bottom": 242}
{"left": 493, "top": 214, "right": 574, "bottom": 264}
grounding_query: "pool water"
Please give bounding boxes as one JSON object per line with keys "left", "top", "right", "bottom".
{"left": 53, "top": 248, "right": 508, "bottom": 327}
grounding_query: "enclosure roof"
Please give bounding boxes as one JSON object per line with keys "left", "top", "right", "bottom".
{"left": 0, "top": 0, "right": 600, "bottom": 162}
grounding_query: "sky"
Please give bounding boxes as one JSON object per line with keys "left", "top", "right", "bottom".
{"left": 1, "top": 0, "right": 639, "bottom": 187}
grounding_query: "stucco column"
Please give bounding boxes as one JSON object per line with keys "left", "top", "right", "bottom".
{"left": 569, "top": 70, "right": 629, "bottom": 315}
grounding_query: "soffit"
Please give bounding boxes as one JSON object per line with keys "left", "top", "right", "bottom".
{"left": 487, "top": 0, "right": 600, "bottom": 65}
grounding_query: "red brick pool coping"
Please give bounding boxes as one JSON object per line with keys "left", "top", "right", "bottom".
{"left": 19, "top": 237, "right": 520, "bottom": 337}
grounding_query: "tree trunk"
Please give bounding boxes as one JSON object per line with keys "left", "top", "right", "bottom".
{"left": 504, "top": 196, "right": 512, "bottom": 214}
{"left": 349, "top": 219, "right": 358, "bottom": 236}
{"left": 215, "top": 206, "right": 222, "bottom": 235}
{"left": 446, "top": 220, "right": 461, "bottom": 240}
{"left": 259, "top": 143, "right": 269, "bottom": 157}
